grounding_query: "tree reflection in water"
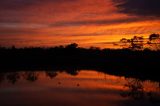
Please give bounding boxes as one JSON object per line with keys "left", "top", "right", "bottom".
{"left": 121, "top": 78, "right": 160, "bottom": 104}
{"left": 0, "top": 73, "right": 5, "bottom": 84}
{"left": 121, "top": 79, "right": 144, "bottom": 100}
{"left": 0, "top": 71, "right": 64, "bottom": 84}
{"left": 6, "top": 72, "right": 20, "bottom": 84}
{"left": 65, "top": 68, "right": 79, "bottom": 76}
{"left": 22, "top": 72, "right": 39, "bottom": 82}
{"left": 45, "top": 71, "right": 58, "bottom": 79}
{"left": 0, "top": 71, "right": 160, "bottom": 105}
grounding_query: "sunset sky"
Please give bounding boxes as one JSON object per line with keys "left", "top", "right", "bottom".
{"left": 0, "top": 0, "right": 160, "bottom": 48}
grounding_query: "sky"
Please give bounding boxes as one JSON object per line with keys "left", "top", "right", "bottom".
{"left": 0, "top": 0, "right": 160, "bottom": 48}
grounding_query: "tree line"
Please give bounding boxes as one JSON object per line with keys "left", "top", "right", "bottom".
{"left": 118, "top": 33, "right": 160, "bottom": 50}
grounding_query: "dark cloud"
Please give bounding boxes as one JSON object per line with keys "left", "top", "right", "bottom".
{"left": 0, "top": 0, "right": 78, "bottom": 23}
{"left": 0, "top": 0, "right": 77, "bottom": 10}
{"left": 114, "top": 0, "right": 160, "bottom": 17}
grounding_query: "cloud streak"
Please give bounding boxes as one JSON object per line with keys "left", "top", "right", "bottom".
{"left": 50, "top": 17, "right": 146, "bottom": 27}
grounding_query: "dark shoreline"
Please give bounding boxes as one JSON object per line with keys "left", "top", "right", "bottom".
{"left": 0, "top": 46, "right": 160, "bottom": 82}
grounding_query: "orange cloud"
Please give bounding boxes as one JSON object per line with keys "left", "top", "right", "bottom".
{"left": 0, "top": 0, "right": 159, "bottom": 48}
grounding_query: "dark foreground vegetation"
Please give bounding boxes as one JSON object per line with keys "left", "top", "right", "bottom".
{"left": 0, "top": 43, "right": 160, "bottom": 82}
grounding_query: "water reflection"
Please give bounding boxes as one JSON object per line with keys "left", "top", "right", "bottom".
{"left": 0, "top": 70, "right": 159, "bottom": 106}
{"left": 45, "top": 71, "right": 58, "bottom": 79}
{"left": 23, "top": 72, "right": 39, "bottom": 82}
{"left": 121, "top": 78, "right": 160, "bottom": 104}
{"left": 121, "top": 79, "right": 144, "bottom": 100}
{"left": 6, "top": 72, "right": 20, "bottom": 84}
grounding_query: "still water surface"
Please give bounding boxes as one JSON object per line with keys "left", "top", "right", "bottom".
{"left": 0, "top": 70, "right": 159, "bottom": 106}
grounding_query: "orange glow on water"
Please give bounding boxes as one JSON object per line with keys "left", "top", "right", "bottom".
{"left": 0, "top": 70, "right": 159, "bottom": 106}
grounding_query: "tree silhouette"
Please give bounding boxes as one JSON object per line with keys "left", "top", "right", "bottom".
{"left": 65, "top": 43, "right": 78, "bottom": 49}
{"left": 130, "top": 36, "right": 144, "bottom": 50}
{"left": 117, "top": 34, "right": 160, "bottom": 50}
{"left": 119, "top": 36, "right": 144, "bottom": 50}
{"left": 119, "top": 38, "right": 131, "bottom": 48}
{"left": 149, "top": 34, "right": 160, "bottom": 41}
{"left": 148, "top": 34, "right": 160, "bottom": 50}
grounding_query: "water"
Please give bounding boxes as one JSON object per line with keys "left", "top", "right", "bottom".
{"left": 0, "top": 70, "right": 159, "bottom": 106}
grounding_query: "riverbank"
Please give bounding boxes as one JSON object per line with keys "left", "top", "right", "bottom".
{"left": 0, "top": 46, "right": 160, "bottom": 82}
